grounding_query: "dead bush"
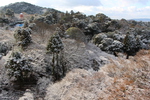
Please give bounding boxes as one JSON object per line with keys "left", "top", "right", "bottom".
{"left": 33, "top": 21, "right": 59, "bottom": 43}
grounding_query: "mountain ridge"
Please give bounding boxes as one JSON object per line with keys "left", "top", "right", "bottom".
{"left": 131, "top": 18, "right": 150, "bottom": 22}
{"left": 0, "top": 2, "right": 60, "bottom": 14}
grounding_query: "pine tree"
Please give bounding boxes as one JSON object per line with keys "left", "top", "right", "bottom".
{"left": 47, "top": 32, "right": 64, "bottom": 80}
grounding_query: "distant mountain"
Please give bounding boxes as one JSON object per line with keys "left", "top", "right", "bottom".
{"left": 131, "top": 18, "right": 150, "bottom": 22}
{"left": 0, "top": 2, "right": 60, "bottom": 14}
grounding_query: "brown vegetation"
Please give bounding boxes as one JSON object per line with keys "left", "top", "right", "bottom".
{"left": 45, "top": 50, "right": 150, "bottom": 100}
{"left": 32, "top": 22, "right": 59, "bottom": 44}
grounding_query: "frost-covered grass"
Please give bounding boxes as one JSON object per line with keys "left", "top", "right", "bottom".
{"left": 45, "top": 50, "right": 150, "bottom": 100}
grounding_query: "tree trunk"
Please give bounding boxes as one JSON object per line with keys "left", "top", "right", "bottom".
{"left": 114, "top": 52, "right": 118, "bottom": 57}
{"left": 52, "top": 53, "right": 55, "bottom": 76}
{"left": 56, "top": 53, "right": 59, "bottom": 80}
{"left": 126, "top": 54, "right": 129, "bottom": 59}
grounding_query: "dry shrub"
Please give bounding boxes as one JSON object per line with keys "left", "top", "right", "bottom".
{"left": 45, "top": 69, "right": 112, "bottom": 100}
{"left": 136, "top": 49, "right": 150, "bottom": 56}
{"left": 65, "top": 27, "right": 85, "bottom": 42}
{"left": 45, "top": 50, "right": 150, "bottom": 100}
{"left": 32, "top": 22, "right": 60, "bottom": 44}
{"left": 100, "top": 50, "right": 150, "bottom": 100}
{"left": 45, "top": 69, "right": 91, "bottom": 100}
{"left": 32, "top": 30, "right": 52, "bottom": 45}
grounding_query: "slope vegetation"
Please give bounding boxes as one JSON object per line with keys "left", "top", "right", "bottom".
{"left": 45, "top": 50, "right": 150, "bottom": 100}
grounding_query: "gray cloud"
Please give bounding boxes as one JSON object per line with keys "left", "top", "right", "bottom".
{"left": 21, "top": 0, "right": 150, "bottom": 19}
{"left": 64, "top": 0, "right": 101, "bottom": 7}
{"left": 124, "top": 0, "right": 149, "bottom": 5}
{"left": 36, "top": 0, "right": 101, "bottom": 8}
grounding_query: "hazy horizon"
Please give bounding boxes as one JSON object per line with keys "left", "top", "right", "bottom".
{"left": 1, "top": 0, "right": 150, "bottom": 20}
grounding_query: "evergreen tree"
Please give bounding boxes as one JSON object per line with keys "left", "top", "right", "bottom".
{"left": 123, "top": 33, "right": 141, "bottom": 59}
{"left": 14, "top": 27, "right": 32, "bottom": 49}
{"left": 108, "top": 40, "right": 124, "bottom": 57}
{"left": 5, "top": 52, "right": 32, "bottom": 83}
{"left": 5, "top": 9, "right": 14, "bottom": 18}
{"left": 70, "top": 10, "right": 74, "bottom": 15}
{"left": 47, "top": 32, "right": 64, "bottom": 80}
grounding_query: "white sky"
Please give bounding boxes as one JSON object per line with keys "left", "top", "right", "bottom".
{"left": 1, "top": 0, "right": 150, "bottom": 19}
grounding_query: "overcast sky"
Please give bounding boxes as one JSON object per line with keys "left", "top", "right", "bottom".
{"left": 1, "top": 0, "right": 150, "bottom": 19}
